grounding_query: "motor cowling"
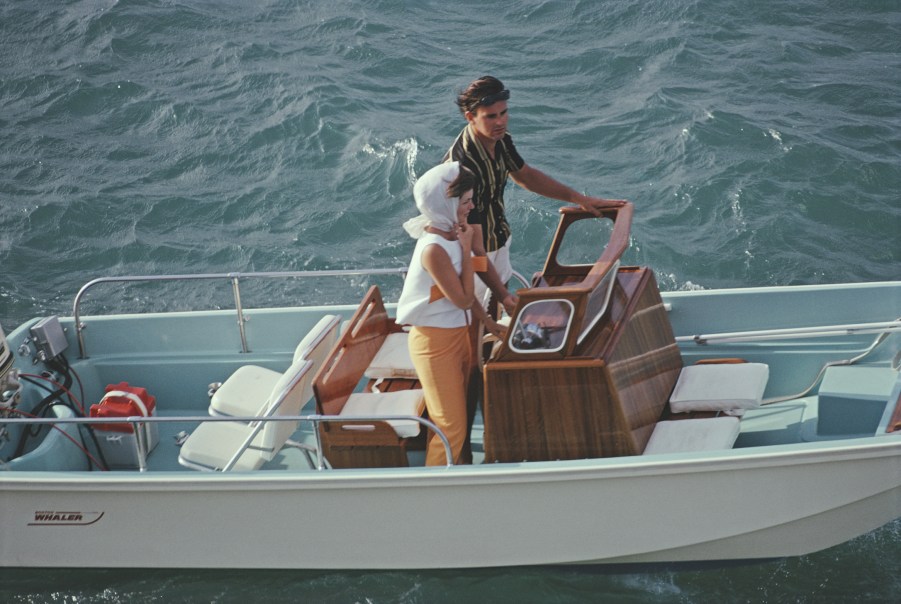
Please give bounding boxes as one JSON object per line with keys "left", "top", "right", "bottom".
{"left": 1, "top": 323, "right": 20, "bottom": 410}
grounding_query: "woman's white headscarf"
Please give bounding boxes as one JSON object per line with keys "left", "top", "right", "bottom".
{"left": 402, "top": 162, "right": 461, "bottom": 239}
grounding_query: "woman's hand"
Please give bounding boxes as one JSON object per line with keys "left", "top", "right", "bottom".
{"left": 455, "top": 221, "right": 475, "bottom": 253}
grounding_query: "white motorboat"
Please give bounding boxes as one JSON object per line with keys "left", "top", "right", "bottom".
{"left": 1, "top": 204, "right": 899, "bottom": 569}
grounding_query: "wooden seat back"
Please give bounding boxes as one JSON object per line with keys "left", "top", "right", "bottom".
{"left": 313, "top": 285, "right": 401, "bottom": 416}
{"left": 312, "top": 285, "right": 420, "bottom": 468}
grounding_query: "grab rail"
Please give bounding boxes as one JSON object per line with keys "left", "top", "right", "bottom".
{"left": 0, "top": 413, "right": 453, "bottom": 472}
{"left": 675, "top": 319, "right": 901, "bottom": 345}
{"left": 72, "top": 268, "right": 408, "bottom": 358}
{"left": 537, "top": 204, "right": 633, "bottom": 289}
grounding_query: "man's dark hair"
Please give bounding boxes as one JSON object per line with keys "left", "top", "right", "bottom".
{"left": 455, "top": 76, "right": 505, "bottom": 115}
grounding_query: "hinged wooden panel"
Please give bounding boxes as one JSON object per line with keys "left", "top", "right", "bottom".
{"left": 312, "top": 285, "right": 423, "bottom": 468}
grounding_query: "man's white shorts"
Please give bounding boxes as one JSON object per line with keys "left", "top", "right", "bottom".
{"left": 475, "top": 237, "right": 513, "bottom": 307}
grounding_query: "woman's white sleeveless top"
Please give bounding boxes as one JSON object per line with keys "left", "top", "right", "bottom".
{"left": 396, "top": 233, "right": 470, "bottom": 328}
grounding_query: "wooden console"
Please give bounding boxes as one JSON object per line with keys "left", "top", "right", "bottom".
{"left": 482, "top": 205, "right": 683, "bottom": 462}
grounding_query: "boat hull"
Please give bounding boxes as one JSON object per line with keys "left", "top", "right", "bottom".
{"left": 2, "top": 278, "right": 899, "bottom": 568}
{"left": 2, "top": 438, "right": 898, "bottom": 569}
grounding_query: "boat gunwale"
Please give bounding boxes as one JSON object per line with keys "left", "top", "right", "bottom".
{"left": 2, "top": 433, "right": 899, "bottom": 491}
{"left": 661, "top": 279, "right": 901, "bottom": 297}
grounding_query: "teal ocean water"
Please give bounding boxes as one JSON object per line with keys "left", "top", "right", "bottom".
{"left": 1, "top": 0, "right": 899, "bottom": 601}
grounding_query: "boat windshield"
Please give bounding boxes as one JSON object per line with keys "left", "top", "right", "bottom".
{"left": 578, "top": 259, "right": 620, "bottom": 344}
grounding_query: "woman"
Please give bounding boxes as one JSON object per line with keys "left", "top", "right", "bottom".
{"left": 397, "top": 162, "right": 504, "bottom": 466}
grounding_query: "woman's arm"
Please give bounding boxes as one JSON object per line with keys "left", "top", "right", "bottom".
{"left": 421, "top": 226, "right": 475, "bottom": 310}
{"left": 470, "top": 301, "right": 507, "bottom": 339}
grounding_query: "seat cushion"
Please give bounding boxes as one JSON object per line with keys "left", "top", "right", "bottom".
{"left": 293, "top": 314, "right": 341, "bottom": 364}
{"left": 209, "top": 365, "right": 282, "bottom": 417}
{"left": 339, "top": 389, "right": 425, "bottom": 438}
{"left": 178, "top": 421, "right": 268, "bottom": 471}
{"left": 643, "top": 417, "right": 741, "bottom": 455}
{"left": 364, "top": 332, "right": 417, "bottom": 380}
{"left": 669, "top": 363, "right": 769, "bottom": 413}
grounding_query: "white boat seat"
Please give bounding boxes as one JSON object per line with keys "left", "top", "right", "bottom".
{"left": 668, "top": 362, "right": 769, "bottom": 414}
{"left": 179, "top": 359, "right": 315, "bottom": 471}
{"left": 177, "top": 420, "right": 276, "bottom": 471}
{"left": 338, "top": 389, "right": 425, "bottom": 438}
{"left": 210, "top": 314, "right": 341, "bottom": 417}
{"left": 643, "top": 417, "right": 741, "bottom": 455}
{"left": 209, "top": 365, "right": 282, "bottom": 418}
{"left": 363, "top": 332, "right": 417, "bottom": 380}
{"left": 297, "top": 314, "right": 343, "bottom": 373}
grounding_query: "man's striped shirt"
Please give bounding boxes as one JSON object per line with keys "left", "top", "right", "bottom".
{"left": 444, "top": 124, "right": 525, "bottom": 252}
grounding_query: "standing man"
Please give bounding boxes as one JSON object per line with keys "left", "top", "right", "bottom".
{"left": 444, "top": 75, "right": 625, "bottom": 305}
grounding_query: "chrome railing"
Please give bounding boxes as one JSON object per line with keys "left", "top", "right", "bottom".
{"left": 509, "top": 269, "right": 531, "bottom": 291}
{"left": 675, "top": 319, "right": 901, "bottom": 345}
{"left": 72, "top": 268, "right": 408, "bottom": 358}
{"left": 0, "top": 413, "right": 453, "bottom": 472}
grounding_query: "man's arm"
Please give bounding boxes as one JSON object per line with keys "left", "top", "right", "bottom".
{"left": 470, "top": 223, "right": 518, "bottom": 315}
{"left": 509, "top": 163, "right": 627, "bottom": 216}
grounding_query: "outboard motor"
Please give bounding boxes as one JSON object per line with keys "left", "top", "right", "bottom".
{"left": 1, "top": 322, "right": 21, "bottom": 431}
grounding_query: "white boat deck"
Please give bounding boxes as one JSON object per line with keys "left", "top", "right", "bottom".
{"left": 120, "top": 392, "right": 870, "bottom": 474}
